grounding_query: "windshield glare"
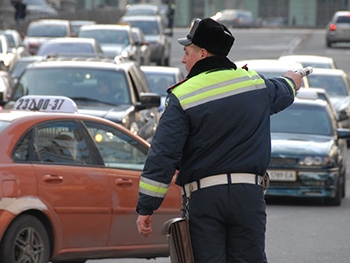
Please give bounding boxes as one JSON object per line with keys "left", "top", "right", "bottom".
{"left": 14, "top": 68, "right": 131, "bottom": 105}
{"left": 270, "top": 105, "right": 334, "bottom": 136}
{"left": 308, "top": 75, "right": 348, "bottom": 97}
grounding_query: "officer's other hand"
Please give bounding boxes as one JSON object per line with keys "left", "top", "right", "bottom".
{"left": 136, "top": 214, "right": 153, "bottom": 237}
{"left": 284, "top": 70, "right": 303, "bottom": 91}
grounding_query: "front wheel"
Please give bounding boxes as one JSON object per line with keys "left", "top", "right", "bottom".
{"left": 0, "top": 214, "right": 50, "bottom": 263}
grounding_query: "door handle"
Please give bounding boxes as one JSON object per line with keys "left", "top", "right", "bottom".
{"left": 115, "top": 178, "right": 133, "bottom": 187}
{"left": 43, "top": 174, "right": 63, "bottom": 183}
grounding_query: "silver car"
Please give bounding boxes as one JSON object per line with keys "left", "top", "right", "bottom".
{"left": 326, "top": 11, "right": 350, "bottom": 47}
{"left": 120, "top": 15, "right": 172, "bottom": 66}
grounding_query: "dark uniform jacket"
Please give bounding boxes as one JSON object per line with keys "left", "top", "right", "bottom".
{"left": 137, "top": 56, "right": 296, "bottom": 215}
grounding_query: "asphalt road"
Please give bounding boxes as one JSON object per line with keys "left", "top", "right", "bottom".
{"left": 87, "top": 27, "right": 350, "bottom": 263}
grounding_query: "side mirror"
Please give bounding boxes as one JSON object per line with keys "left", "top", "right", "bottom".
{"left": 338, "top": 110, "right": 349, "bottom": 122}
{"left": 136, "top": 93, "right": 161, "bottom": 109}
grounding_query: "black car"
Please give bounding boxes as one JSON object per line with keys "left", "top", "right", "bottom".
{"left": 4, "top": 58, "right": 160, "bottom": 142}
{"left": 267, "top": 97, "right": 350, "bottom": 205}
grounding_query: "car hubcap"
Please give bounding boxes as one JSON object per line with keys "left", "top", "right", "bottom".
{"left": 15, "top": 227, "right": 45, "bottom": 263}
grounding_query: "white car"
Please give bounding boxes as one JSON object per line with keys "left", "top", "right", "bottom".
{"left": 296, "top": 87, "right": 339, "bottom": 121}
{"left": 235, "top": 59, "right": 310, "bottom": 88}
{"left": 307, "top": 68, "right": 350, "bottom": 131}
{"left": 278, "top": 55, "right": 337, "bottom": 69}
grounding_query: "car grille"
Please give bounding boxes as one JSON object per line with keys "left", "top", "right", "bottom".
{"left": 269, "top": 181, "right": 303, "bottom": 187}
{"left": 269, "top": 157, "right": 298, "bottom": 165}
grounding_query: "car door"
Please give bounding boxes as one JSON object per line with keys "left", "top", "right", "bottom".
{"left": 32, "top": 120, "right": 112, "bottom": 249}
{"left": 83, "top": 121, "right": 181, "bottom": 247}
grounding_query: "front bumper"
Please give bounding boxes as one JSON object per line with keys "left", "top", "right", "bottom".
{"left": 266, "top": 170, "right": 340, "bottom": 198}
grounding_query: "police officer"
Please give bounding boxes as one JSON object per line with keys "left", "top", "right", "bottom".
{"left": 136, "top": 18, "right": 303, "bottom": 262}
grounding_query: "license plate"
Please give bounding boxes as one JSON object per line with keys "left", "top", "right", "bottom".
{"left": 267, "top": 170, "right": 297, "bottom": 181}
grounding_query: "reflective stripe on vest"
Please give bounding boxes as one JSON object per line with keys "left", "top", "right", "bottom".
{"left": 139, "top": 176, "right": 169, "bottom": 198}
{"left": 172, "top": 68, "right": 267, "bottom": 110}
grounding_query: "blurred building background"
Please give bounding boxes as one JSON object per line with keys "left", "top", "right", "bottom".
{"left": 1, "top": 0, "right": 350, "bottom": 31}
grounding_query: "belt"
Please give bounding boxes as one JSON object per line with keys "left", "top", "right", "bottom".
{"left": 181, "top": 173, "right": 266, "bottom": 196}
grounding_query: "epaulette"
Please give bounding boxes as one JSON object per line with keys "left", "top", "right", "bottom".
{"left": 167, "top": 78, "right": 188, "bottom": 93}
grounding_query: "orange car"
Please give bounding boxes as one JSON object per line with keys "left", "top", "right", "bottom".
{"left": 0, "top": 96, "right": 181, "bottom": 263}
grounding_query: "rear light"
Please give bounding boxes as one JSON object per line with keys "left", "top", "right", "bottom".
{"left": 329, "top": 23, "right": 337, "bottom": 31}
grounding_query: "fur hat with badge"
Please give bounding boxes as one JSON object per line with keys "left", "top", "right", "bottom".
{"left": 178, "top": 18, "right": 235, "bottom": 56}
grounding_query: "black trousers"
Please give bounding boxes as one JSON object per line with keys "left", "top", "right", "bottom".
{"left": 187, "top": 183, "right": 267, "bottom": 263}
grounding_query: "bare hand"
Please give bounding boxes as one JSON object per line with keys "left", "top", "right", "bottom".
{"left": 284, "top": 70, "right": 303, "bottom": 91}
{"left": 136, "top": 214, "right": 153, "bottom": 237}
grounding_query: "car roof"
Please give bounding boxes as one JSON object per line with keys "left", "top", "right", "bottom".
{"left": 140, "top": 65, "right": 182, "bottom": 73}
{"left": 309, "top": 68, "right": 347, "bottom": 76}
{"left": 70, "top": 20, "right": 96, "bottom": 26}
{"left": 126, "top": 3, "right": 159, "bottom": 10}
{"left": 279, "top": 55, "right": 334, "bottom": 63}
{"left": 42, "top": 37, "right": 97, "bottom": 44}
{"left": 293, "top": 96, "right": 328, "bottom": 107}
{"left": 235, "top": 59, "right": 303, "bottom": 71}
{"left": 25, "top": 59, "right": 136, "bottom": 70}
{"left": 333, "top": 11, "right": 350, "bottom": 17}
{"left": 29, "top": 19, "right": 70, "bottom": 25}
{"left": 79, "top": 24, "right": 132, "bottom": 30}
{"left": 121, "top": 15, "right": 162, "bottom": 22}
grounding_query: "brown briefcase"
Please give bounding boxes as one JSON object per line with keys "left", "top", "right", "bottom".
{"left": 161, "top": 217, "right": 194, "bottom": 263}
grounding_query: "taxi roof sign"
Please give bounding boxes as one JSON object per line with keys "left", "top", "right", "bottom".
{"left": 14, "top": 95, "right": 78, "bottom": 113}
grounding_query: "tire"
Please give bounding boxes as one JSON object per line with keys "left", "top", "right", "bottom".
{"left": 0, "top": 214, "right": 50, "bottom": 263}
{"left": 326, "top": 39, "right": 332, "bottom": 47}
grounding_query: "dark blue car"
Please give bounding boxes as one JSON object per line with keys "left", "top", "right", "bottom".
{"left": 267, "top": 97, "right": 350, "bottom": 205}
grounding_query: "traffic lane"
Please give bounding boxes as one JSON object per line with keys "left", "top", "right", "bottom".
{"left": 88, "top": 188, "right": 350, "bottom": 263}
{"left": 266, "top": 195, "right": 350, "bottom": 263}
{"left": 88, "top": 166, "right": 350, "bottom": 263}
{"left": 265, "top": 149, "right": 350, "bottom": 263}
{"left": 171, "top": 28, "right": 350, "bottom": 77}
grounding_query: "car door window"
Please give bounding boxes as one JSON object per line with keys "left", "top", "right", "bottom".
{"left": 84, "top": 121, "right": 148, "bottom": 170}
{"left": 12, "top": 129, "right": 32, "bottom": 162}
{"left": 33, "top": 121, "right": 93, "bottom": 165}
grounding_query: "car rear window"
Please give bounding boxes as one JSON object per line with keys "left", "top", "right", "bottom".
{"left": 37, "top": 43, "right": 94, "bottom": 55}
{"left": 336, "top": 15, "right": 350, "bottom": 23}
{"left": 27, "top": 25, "right": 67, "bottom": 37}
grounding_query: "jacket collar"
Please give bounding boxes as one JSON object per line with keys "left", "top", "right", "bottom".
{"left": 186, "top": 56, "right": 237, "bottom": 79}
